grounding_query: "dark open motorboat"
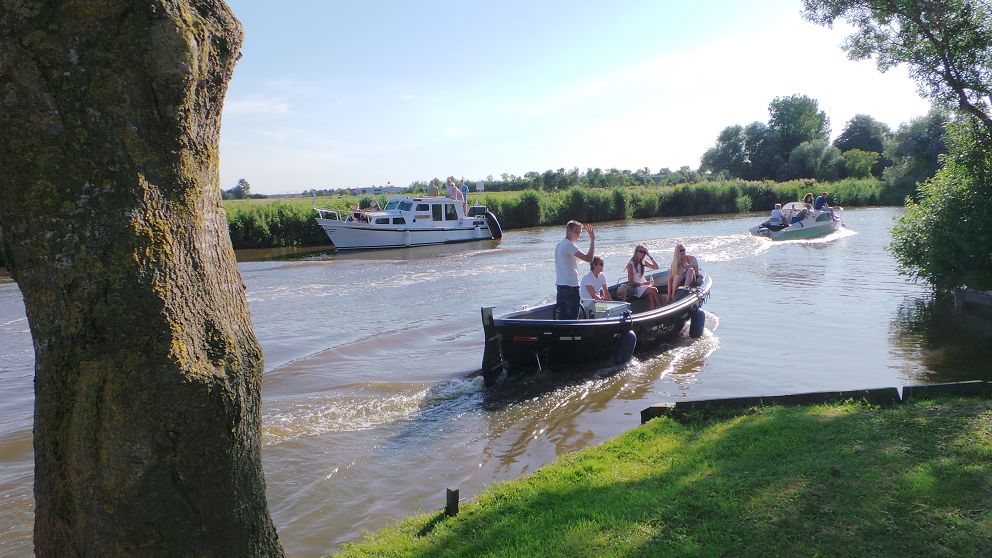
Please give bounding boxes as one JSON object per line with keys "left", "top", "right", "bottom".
{"left": 480, "top": 269, "right": 712, "bottom": 386}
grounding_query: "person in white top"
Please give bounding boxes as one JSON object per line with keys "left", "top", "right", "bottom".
{"left": 626, "top": 244, "right": 661, "bottom": 309}
{"left": 554, "top": 220, "right": 595, "bottom": 319}
{"left": 580, "top": 256, "right": 611, "bottom": 301}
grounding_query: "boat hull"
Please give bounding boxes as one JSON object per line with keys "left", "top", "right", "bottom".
{"left": 749, "top": 203, "right": 843, "bottom": 240}
{"left": 316, "top": 219, "right": 495, "bottom": 250}
{"left": 481, "top": 276, "right": 712, "bottom": 386}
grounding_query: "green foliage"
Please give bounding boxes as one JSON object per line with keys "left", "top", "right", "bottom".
{"left": 219, "top": 179, "right": 886, "bottom": 249}
{"left": 336, "top": 400, "right": 992, "bottom": 558}
{"left": 226, "top": 202, "right": 326, "bottom": 249}
{"left": 881, "top": 110, "right": 950, "bottom": 203}
{"left": 841, "top": 149, "right": 880, "bottom": 179}
{"left": 788, "top": 139, "right": 843, "bottom": 180}
{"left": 804, "top": 0, "right": 992, "bottom": 143}
{"left": 835, "top": 114, "right": 890, "bottom": 174}
{"left": 222, "top": 178, "right": 252, "bottom": 200}
{"left": 700, "top": 124, "right": 747, "bottom": 176}
{"left": 891, "top": 122, "right": 992, "bottom": 292}
{"left": 768, "top": 94, "right": 831, "bottom": 156}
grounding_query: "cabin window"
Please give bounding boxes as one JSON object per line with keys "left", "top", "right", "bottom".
{"left": 399, "top": 201, "right": 412, "bottom": 211}
{"left": 384, "top": 201, "right": 399, "bottom": 210}
{"left": 445, "top": 204, "right": 458, "bottom": 220}
{"left": 416, "top": 203, "right": 429, "bottom": 212}
{"left": 392, "top": 217, "right": 406, "bottom": 225}
{"left": 432, "top": 204, "right": 443, "bottom": 221}
{"left": 374, "top": 217, "right": 389, "bottom": 225}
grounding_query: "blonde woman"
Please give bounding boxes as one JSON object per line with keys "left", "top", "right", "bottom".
{"left": 667, "top": 243, "right": 701, "bottom": 303}
{"left": 625, "top": 244, "right": 661, "bottom": 309}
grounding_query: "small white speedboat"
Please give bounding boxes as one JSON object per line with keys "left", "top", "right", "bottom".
{"left": 314, "top": 195, "right": 502, "bottom": 250}
{"left": 749, "top": 202, "right": 843, "bottom": 240}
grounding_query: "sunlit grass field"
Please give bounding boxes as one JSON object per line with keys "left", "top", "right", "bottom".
{"left": 333, "top": 398, "right": 992, "bottom": 558}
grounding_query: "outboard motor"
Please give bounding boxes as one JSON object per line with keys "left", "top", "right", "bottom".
{"left": 689, "top": 308, "right": 706, "bottom": 338}
{"left": 613, "top": 330, "right": 637, "bottom": 365}
{"left": 469, "top": 205, "right": 503, "bottom": 239}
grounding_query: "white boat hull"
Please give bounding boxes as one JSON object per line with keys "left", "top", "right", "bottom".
{"left": 749, "top": 203, "right": 843, "bottom": 240}
{"left": 316, "top": 219, "right": 495, "bottom": 250}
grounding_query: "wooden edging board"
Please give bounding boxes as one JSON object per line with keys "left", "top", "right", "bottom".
{"left": 641, "top": 381, "right": 992, "bottom": 424}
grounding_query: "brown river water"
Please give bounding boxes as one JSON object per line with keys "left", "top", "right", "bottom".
{"left": 2, "top": 208, "right": 991, "bottom": 556}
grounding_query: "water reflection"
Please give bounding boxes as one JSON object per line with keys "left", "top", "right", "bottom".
{"left": 890, "top": 295, "right": 992, "bottom": 383}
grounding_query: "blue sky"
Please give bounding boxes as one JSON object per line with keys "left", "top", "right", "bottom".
{"left": 220, "top": 0, "right": 931, "bottom": 194}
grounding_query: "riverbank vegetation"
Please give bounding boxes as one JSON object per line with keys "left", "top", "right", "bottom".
{"left": 334, "top": 398, "right": 992, "bottom": 557}
{"left": 222, "top": 178, "right": 883, "bottom": 249}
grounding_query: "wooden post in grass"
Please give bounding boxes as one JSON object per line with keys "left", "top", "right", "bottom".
{"left": 446, "top": 488, "right": 459, "bottom": 516}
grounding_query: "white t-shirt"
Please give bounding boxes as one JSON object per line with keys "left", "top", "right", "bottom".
{"left": 555, "top": 238, "right": 580, "bottom": 286}
{"left": 580, "top": 271, "right": 608, "bottom": 300}
{"left": 770, "top": 208, "right": 784, "bottom": 223}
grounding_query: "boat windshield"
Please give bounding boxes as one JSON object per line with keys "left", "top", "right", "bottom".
{"left": 398, "top": 201, "right": 412, "bottom": 211}
{"left": 384, "top": 201, "right": 400, "bottom": 210}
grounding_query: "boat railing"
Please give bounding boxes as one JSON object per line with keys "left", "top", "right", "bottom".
{"left": 314, "top": 207, "right": 344, "bottom": 221}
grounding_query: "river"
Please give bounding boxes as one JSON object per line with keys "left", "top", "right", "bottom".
{"left": 1, "top": 207, "right": 990, "bottom": 556}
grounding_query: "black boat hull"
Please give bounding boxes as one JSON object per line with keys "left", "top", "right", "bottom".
{"left": 481, "top": 276, "right": 712, "bottom": 386}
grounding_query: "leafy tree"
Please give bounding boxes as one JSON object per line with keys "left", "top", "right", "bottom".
{"left": 834, "top": 114, "right": 890, "bottom": 155}
{"left": 0, "top": 2, "right": 283, "bottom": 555}
{"left": 841, "top": 149, "right": 881, "bottom": 178}
{"left": 834, "top": 114, "right": 891, "bottom": 175}
{"left": 700, "top": 125, "right": 747, "bottom": 177}
{"left": 222, "top": 177, "right": 252, "bottom": 200}
{"left": 768, "top": 95, "right": 831, "bottom": 157}
{"left": 804, "top": 0, "right": 992, "bottom": 144}
{"left": 788, "top": 139, "right": 844, "bottom": 180}
{"left": 890, "top": 122, "right": 992, "bottom": 291}
{"left": 742, "top": 122, "right": 787, "bottom": 180}
{"left": 804, "top": 0, "right": 992, "bottom": 292}
{"left": 881, "top": 109, "right": 950, "bottom": 201}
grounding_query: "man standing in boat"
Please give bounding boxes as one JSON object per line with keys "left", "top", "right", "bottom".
{"left": 554, "top": 220, "right": 595, "bottom": 319}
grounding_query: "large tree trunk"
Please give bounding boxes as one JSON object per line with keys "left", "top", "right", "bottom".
{"left": 0, "top": 1, "right": 283, "bottom": 555}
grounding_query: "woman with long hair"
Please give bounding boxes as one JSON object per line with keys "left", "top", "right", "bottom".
{"left": 625, "top": 244, "right": 661, "bottom": 309}
{"left": 667, "top": 243, "right": 701, "bottom": 303}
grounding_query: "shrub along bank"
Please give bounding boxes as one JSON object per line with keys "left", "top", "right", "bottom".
{"left": 220, "top": 178, "right": 884, "bottom": 250}
{"left": 333, "top": 398, "right": 992, "bottom": 558}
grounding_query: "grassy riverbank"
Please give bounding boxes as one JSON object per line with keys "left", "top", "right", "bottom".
{"left": 333, "top": 398, "right": 992, "bottom": 557}
{"left": 223, "top": 178, "right": 887, "bottom": 249}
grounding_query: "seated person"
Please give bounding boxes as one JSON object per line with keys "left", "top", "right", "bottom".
{"left": 762, "top": 203, "right": 786, "bottom": 228}
{"left": 667, "top": 243, "right": 702, "bottom": 304}
{"left": 803, "top": 192, "right": 815, "bottom": 210}
{"left": 626, "top": 245, "right": 661, "bottom": 309}
{"left": 791, "top": 207, "right": 809, "bottom": 223}
{"left": 814, "top": 191, "right": 829, "bottom": 210}
{"left": 580, "top": 256, "right": 612, "bottom": 302}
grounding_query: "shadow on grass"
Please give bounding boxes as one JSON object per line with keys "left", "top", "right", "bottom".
{"left": 336, "top": 400, "right": 992, "bottom": 557}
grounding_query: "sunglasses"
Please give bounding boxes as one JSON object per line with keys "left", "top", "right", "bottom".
{"left": 677, "top": 248, "right": 685, "bottom": 253}
{"left": 636, "top": 250, "right": 647, "bottom": 254}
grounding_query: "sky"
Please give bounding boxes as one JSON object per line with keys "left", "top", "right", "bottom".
{"left": 219, "top": 0, "right": 933, "bottom": 195}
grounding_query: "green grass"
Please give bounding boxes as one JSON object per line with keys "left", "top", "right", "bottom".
{"left": 333, "top": 399, "right": 992, "bottom": 557}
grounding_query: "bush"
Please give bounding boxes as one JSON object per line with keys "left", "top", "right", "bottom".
{"left": 891, "top": 122, "right": 992, "bottom": 292}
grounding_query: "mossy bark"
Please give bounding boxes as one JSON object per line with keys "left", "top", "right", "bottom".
{"left": 0, "top": 1, "right": 283, "bottom": 556}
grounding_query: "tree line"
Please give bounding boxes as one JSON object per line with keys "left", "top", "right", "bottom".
{"left": 700, "top": 95, "right": 950, "bottom": 204}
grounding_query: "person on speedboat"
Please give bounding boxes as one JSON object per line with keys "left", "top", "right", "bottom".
{"left": 803, "top": 192, "right": 815, "bottom": 210}
{"left": 761, "top": 203, "right": 786, "bottom": 228}
{"left": 667, "top": 243, "right": 702, "bottom": 304}
{"left": 626, "top": 244, "right": 661, "bottom": 310}
{"left": 554, "top": 220, "right": 595, "bottom": 319}
{"left": 814, "top": 191, "right": 829, "bottom": 210}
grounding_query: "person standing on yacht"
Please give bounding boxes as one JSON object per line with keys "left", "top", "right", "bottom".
{"left": 554, "top": 220, "right": 595, "bottom": 319}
